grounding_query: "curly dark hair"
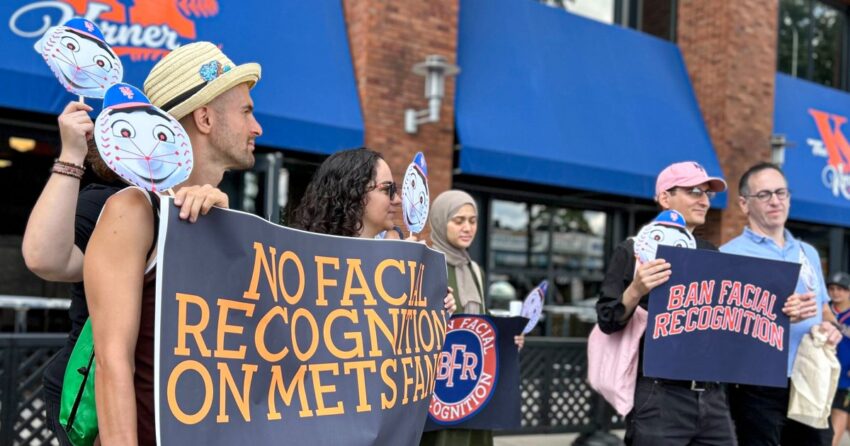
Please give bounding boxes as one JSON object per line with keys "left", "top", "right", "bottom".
{"left": 86, "top": 137, "right": 120, "bottom": 183}
{"left": 292, "top": 147, "right": 383, "bottom": 236}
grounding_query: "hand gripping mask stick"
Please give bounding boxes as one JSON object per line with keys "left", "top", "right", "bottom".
{"left": 633, "top": 210, "right": 696, "bottom": 265}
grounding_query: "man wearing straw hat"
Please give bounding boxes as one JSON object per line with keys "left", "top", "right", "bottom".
{"left": 84, "top": 42, "right": 263, "bottom": 445}
{"left": 144, "top": 41, "right": 264, "bottom": 178}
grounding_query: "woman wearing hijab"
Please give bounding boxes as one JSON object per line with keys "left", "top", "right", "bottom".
{"left": 421, "top": 190, "right": 523, "bottom": 446}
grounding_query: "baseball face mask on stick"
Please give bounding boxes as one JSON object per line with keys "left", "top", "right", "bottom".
{"left": 94, "top": 83, "right": 193, "bottom": 192}
{"left": 633, "top": 210, "right": 696, "bottom": 265}
{"left": 34, "top": 18, "right": 123, "bottom": 100}
{"left": 402, "top": 152, "right": 429, "bottom": 235}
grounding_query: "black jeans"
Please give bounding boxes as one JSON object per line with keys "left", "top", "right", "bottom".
{"left": 45, "top": 395, "right": 72, "bottom": 446}
{"left": 729, "top": 383, "right": 832, "bottom": 446}
{"left": 625, "top": 377, "right": 737, "bottom": 446}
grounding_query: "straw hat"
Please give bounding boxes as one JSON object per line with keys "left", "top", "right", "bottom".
{"left": 144, "top": 42, "right": 261, "bottom": 120}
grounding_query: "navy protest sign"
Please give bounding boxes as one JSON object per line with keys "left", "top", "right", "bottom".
{"left": 424, "top": 315, "right": 525, "bottom": 431}
{"left": 644, "top": 246, "right": 800, "bottom": 388}
{"left": 154, "top": 198, "right": 448, "bottom": 445}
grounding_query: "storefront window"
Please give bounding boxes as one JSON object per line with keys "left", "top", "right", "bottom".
{"left": 778, "top": 0, "right": 847, "bottom": 89}
{"left": 488, "top": 198, "right": 608, "bottom": 336}
{"left": 788, "top": 221, "right": 832, "bottom": 276}
{"left": 535, "top": 0, "right": 676, "bottom": 41}
{"left": 491, "top": 200, "right": 530, "bottom": 268}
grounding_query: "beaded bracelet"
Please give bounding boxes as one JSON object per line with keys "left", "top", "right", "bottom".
{"left": 51, "top": 161, "right": 84, "bottom": 180}
{"left": 54, "top": 158, "right": 85, "bottom": 170}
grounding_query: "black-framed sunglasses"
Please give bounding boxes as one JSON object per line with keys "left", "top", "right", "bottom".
{"left": 369, "top": 181, "right": 398, "bottom": 199}
{"left": 742, "top": 188, "right": 790, "bottom": 202}
{"left": 668, "top": 186, "right": 716, "bottom": 200}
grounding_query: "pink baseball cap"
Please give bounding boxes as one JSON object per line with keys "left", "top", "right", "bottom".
{"left": 655, "top": 161, "right": 727, "bottom": 198}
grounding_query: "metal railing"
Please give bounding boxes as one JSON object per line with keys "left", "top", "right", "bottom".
{"left": 0, "top": 334, "right": 620, "bottom": 444}
{"left": 0, "top": 334, "right": 65, "bottom": 446}
{"left": 0, "top": 297, "right": 70, "bottom": 334}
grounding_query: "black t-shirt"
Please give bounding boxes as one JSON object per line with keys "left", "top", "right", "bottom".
{"left": 43, "top": 183, "right": 122, "bottom": 402}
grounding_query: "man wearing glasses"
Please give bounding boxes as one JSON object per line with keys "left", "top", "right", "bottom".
{"left": 597, "top": 161, "right": 735, "bottom": 445}
{"left": 721, "top": 162, "right": 840, "bottom": 446}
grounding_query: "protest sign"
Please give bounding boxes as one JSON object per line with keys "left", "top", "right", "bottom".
{"left": 155, "top": 199, "right": 448, "bottom": 445}
{"left": 644, "top": 246, "right": 800, "bottom": 387}
{"left": 425, "top": 315, "right": 525, "bottom": 431}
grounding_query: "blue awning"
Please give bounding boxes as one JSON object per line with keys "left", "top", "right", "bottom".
{"left": 0, "top": 0, "right": 362, "bottom": 154}
{"left": 774, "top": 73, "right": 850, "bottom": 226}
{"left": 455, "top": 0, "right": 725, "bottom": 206}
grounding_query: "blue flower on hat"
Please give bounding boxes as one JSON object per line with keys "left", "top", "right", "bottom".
{"left": 63, "top": 18, "right": 106, "bottom": 42}
{"left": 199, "top": 60, "right": 220, "bottom": 82}
{"left": 199, "top": 60, "right": 233, "bottom": 82}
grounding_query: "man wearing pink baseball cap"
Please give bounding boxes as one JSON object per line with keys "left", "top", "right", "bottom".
{"left": 596, "top": 161, "right": 735, "bottom": 445}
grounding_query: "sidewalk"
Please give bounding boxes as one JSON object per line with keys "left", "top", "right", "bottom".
{"left": 495, "top": 431, "right": 623, "bottom": 446}
{"left": 495, "top": 431, "right": 850, "bottom": 446}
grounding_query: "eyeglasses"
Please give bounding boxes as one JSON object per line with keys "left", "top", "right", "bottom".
{"left": 669, "top": 187, "right": 716, "bottom": 200}
{"left": 742, "top": 188, "right": 790, "bottom": 202}
{"left": 369, "top": 181, "right": 398, "bottom": 199}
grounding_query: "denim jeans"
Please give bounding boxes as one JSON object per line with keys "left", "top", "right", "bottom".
{"left": 729, "top": 383, "right": 832, "bottom": 446}
{"left": 625, "top": 376, "right": 737, "bottom": 446}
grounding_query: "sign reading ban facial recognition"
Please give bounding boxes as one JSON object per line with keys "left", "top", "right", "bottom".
{"left": 644, "top": 246, "right": 799, "bottom": 388}
{"left": 154, "top": 198, "right": 448, "bottom": 445}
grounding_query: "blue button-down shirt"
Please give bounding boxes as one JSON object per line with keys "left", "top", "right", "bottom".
{"left": 720, "top": 227, "right": 827, "bottom": 377}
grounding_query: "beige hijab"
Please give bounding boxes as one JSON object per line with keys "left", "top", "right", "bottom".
{"left": 430, "top": 190, "right": 482, "bottom": 313}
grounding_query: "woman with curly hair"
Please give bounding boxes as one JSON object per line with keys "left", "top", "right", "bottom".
{"left": 291, "top": 146, "right": 455, "bottom": 293}
{"left": 293, "top": 147, "right": 402, "bottom": 238}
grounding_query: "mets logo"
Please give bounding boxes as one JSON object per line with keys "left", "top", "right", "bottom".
{"left": 11, "top": 0, "right": 220, "bottom": 61}
{"left": 808, "top": 109, "right": 850, "bottom": 200}
{"left": 428, "top": 315, "right": 498, "bottom": 425}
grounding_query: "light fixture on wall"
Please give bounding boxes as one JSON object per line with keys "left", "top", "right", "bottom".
{"left": 770, "top": 134, "right": 795, "bottom": 167}
{"left": 404, "top": 55, "right": 460, "bottom": 134}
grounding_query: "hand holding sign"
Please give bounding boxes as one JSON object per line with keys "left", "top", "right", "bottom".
{"left": 627, "top": 210, "right": 695, "bottom": 299}
{"left": 783, "top": 292, "right": 817, "bottom": 323}
{"left": 644, "top": 246, "right": 798, "bottom": 387}
{"left": 520, "top": 280, "right": 546, "bottom": 334}
{"left": 402, "top": 152, "right": 429, "bottom": 234}
{"left": 94, "top": 83, "right": 193, "bottom": 192}
{"left": 34, "top": 18, "right": 123, "bottom": 99}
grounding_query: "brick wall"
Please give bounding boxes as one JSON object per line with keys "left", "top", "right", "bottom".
{"left": 343, "top": 0, "right": 459, "bottom": 238}
{"left": 677, "top": 0, "right": 779, "bottom": 244}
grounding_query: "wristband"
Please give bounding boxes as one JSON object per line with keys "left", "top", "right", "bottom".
{"left": 51, "top": 161, "right": 84, "bottom": 180}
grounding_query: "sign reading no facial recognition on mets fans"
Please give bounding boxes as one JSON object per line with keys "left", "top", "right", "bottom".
{"left": 154, "top": 198, "right": 449, "bottom": 445}
{"left": 644, "top": 246, "right": 799, "bottom": 388}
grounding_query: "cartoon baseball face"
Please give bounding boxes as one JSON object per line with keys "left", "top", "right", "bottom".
{"left": 633, "top": 210, "right": 697, "bottom": 264}
{"left": 402, "top": 152, "right": 430, "bottom": 234}
{"left": 34, "top": 18, "right": 123, "bottom": 98}
{"left": 521, "top": 280, "right": 547, "bottom": 334}
{"left": 95, "top": 84, "right": 192, "bottom": 192}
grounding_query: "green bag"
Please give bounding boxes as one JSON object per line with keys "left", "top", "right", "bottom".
{"left": 59, "top": 318, "right": 98, "bottom": 446}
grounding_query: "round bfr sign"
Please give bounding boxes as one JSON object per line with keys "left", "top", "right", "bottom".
{"left": 429, "top": 316, "right": 499, "bottom": 425}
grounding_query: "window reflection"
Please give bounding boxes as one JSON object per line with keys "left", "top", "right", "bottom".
{"left": 488, "top": 199, "right": 608, "bottom": 336}
{"left": 778, "top": 0, "right": 846, "bottom": 89}
{"left": 491, "top": 200, "right": 529, "bottom": 268}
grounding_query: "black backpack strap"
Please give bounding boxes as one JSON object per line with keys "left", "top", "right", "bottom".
{"left": 145, "top": 190, "right": 161, "bottom": 261}
{"left": 64, "top": 350, "right": 95, "bottom": 430}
